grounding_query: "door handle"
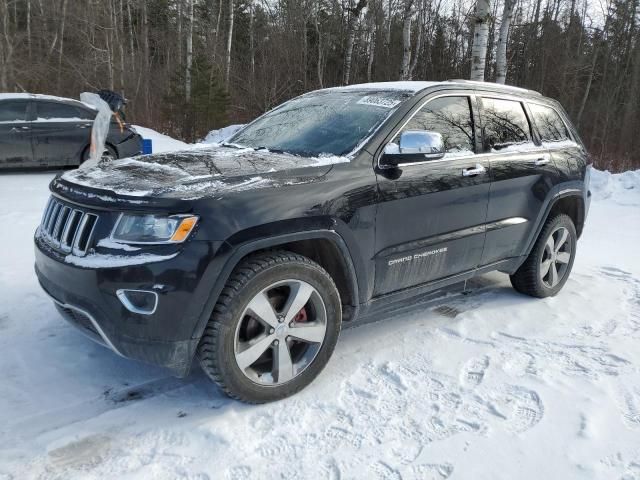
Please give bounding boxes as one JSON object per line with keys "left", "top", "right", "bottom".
{"left": 462, "top": 164, "right": 486, "bottom": 177}
{"left": 76, "top": 124, "right": 91, "bottom": 129}
{"left": 534, "top": 154, "right": 551, "bottom": 166}
{"left": 10, "top": 126, "right": 30, "bottom": 133}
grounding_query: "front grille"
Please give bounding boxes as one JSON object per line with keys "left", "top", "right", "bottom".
{"left": 40, "top": 197, "right": 98, "bottom": 256}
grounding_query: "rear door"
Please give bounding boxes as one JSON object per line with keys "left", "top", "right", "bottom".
{"left": 0, "top": 100, "right": 33, "bottom": 168}
{"left": 374, "top": 93, "right": 491, "bottom": 296}
{"left": 31, "top": 100, "right": 93, "bottom": 166}
{"left": 478, "top": 96, "right": 560, "bottom": 266}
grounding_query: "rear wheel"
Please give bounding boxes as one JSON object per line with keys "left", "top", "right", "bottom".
{"left": 197, "top": 251, "right": 342, "bottom": 403}
{"left": 81, "top": 145, "right": 117, "bottom": 164}
{"left": 510, "top": 213, "right": 577, "bottom": 298}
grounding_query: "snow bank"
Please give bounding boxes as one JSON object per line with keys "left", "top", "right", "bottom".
{"left": 132, "top": 125, "right": 190, "bottom": 153}
{"left": 202, "top": 124, "right": 245, "bottom": 144}
{"left": 589, "top": 168, "right": 640, "bottom": 205}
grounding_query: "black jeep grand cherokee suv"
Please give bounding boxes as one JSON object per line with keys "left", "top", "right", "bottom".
{"left": 34, "top": 80, "right": 590, "bottom": 403}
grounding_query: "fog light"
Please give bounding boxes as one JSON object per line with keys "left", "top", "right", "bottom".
{"left": 116, "top": 289, "right": 158, "bottom": 315}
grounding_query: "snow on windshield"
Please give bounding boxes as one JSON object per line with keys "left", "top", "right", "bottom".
{"left": 229, "top": 90, "right": 412, "bottom": 157}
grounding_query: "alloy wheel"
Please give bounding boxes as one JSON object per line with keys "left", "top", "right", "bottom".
{"left": 233, "top": 279, "right": 328, "bottom": 386}
{"left": 540, "top": 226, "right": 572, "bottom": 288}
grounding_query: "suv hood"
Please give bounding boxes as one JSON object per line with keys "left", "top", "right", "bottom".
{"left": 59, "top": 146, "right": 347, "bottom": 201}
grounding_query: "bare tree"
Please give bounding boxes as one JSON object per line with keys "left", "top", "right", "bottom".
{"left": 399, "top": 0, "right": 414, "bottom": 80}
{"left": 225, "top": 0, "right": 235, "bottom": 87}
{"left": 470, "top": 0, "right": 491, "bottom": 81}
{"left": 343, "top": 0, "right": 367, "bottom": 85}
{"left": 186, "top": 0, "right": 194, "bottom": 101}
{"left": 496, "top": 0, "right": 515, "bottom": 84}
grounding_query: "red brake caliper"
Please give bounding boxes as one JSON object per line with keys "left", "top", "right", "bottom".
{"left": 293, "top": 307, "right": 308, "bottom": 323}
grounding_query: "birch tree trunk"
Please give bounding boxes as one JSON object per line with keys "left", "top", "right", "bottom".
{"left": 495, "top": 0, "right": 514, "bottom": 84}
{"left": 470, "top": 0, "right": 491, "bottom": 81}
{"left": 366, "top": 14, "right": 375, "bottom": 82}
{"left": 225, "top": 0, "right": 235, "bottom": 87}
{"left": 343, "top": 0, "right": 367, "bottom": 85}
{"left": 186, "top": 0, "right": 194, "bottom": 102}
{"left": 409, "top": 0, "right": 424, "bottom": 79}
{"left": 399, "top": 0, "right": 414, "bottom": 80}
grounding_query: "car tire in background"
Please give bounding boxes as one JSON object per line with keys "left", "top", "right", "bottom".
{"left": 81, "top": 144, "right": 118, "bottom": 165}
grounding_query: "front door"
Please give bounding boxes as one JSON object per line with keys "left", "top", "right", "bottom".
{"left": 0, "top": 100, "right": 33, "bottom": 168}
{"left": 373, "top": 94, "right": 491, "bottom": 296}
{"left": 31, "top": 100, "right": 93, "bottom": 166}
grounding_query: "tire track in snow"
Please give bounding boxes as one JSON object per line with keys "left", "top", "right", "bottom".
{"left": 0, "top": 375, "right": 201, "bottom": 449}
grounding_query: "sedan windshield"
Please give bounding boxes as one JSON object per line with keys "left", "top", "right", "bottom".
{"left": 228, "top": 90, "right": 412, "bottom": 157}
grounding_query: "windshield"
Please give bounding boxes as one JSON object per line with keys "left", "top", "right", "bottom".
{"left": 228, "top": 90, "right": 412, "bottom": 157}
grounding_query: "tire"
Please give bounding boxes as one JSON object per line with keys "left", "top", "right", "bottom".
{"left": 81, "top": 144, "right": 117, "bottom": 164}
{"left": 197, "top": 250, "right": 342, "bottom": 403}
{"left": 510, "top": 213, "right": 577, "bottom": 298}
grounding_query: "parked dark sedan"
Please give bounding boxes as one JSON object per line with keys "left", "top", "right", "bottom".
{"left": 0, "top": 93, "right": 142, "bottom": 169}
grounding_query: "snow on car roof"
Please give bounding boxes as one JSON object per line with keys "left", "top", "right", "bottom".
{"left": 0, "top": 93, "right": 97, "bottom": 110}
{"left": 326, "top": 81, "right": 440, "bottom": 93}
{"left": 322, "top": 80, "right": 542, "bottom": 96}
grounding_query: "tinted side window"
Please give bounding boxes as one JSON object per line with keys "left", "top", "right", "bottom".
{"left": 480, "top": 97, "right": 533, "bottom": 150}
{"left": 36, "top": 102, "right": 85, "bottom": 121}
{"left": 0, "top": 101, "right": 28, "bottom": 122}
{"left": 398, "top": 96, "right": 475, "bottom": 154}
{"left": 529, "top": 103, "right": 570, "bottom": 143}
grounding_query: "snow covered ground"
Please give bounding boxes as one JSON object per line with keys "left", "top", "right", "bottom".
{"left": 0, "top": 145, "right": 639, "bottom": 478}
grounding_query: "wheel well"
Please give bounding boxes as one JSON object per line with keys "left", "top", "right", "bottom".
{"left": 548, "top": 195, "right": 585, "bottom": 237}
{"left": 244, "top": 239, "right": 357, "bottom": 322}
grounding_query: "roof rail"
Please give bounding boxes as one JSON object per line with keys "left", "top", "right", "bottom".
{"left": 445, "top": 79, "right": 542, "bottom": 96}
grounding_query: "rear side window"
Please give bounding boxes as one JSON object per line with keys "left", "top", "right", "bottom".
{"left": 35, "top": 102, "right": 86, "bottom": 121}
{"left": 398, "top": 96, "right": 475, "bottom": 155}
{"left": 529, "top": 103, "right": 571, "bottom": 143}
{"left": 0, "top": 101, "right": 28, "bottom": 123}
{"left": 480, "top": 97, "right": 533, "bottom": 151}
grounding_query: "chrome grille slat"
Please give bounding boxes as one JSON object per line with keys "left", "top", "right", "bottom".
{"left": 39, "top": 197, "right": 99, "bottom": 257}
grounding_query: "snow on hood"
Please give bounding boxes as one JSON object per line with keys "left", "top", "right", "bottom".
{"left": 60, "top": 146, "right": 347, "bottom": 200}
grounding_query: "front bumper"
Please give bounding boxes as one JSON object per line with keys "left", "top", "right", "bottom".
{"left": 34, "top": 236, "right": 222, "bottom": 377}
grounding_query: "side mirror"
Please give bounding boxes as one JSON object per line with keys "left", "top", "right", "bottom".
{"left": 380, "top": 130, "right": 445, "bottom": 167}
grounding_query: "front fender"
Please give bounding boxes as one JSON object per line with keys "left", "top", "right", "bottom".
{"left": 188, "top": 228, "right": 361, "bottom": 345}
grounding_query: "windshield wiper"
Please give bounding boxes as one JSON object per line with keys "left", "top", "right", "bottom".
{"left": 254, "top": 146, "right": 287, "bottom": 154}
{"left": 221, "top": 141, "right": 246, "bottom": 149}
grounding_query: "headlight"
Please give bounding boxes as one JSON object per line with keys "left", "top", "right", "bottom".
{"left": 111, "top": 214, "right": 199, "bottom": 244}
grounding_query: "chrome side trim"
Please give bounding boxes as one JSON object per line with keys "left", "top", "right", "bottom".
{"left": 116, "top": 289, "right": 159, "bottom": 315}
{"left": 375, "top": 216, "right": 528, "bottom": 258}
{"left": 50, "top": 297, "right": 123, "bottom": 356}
{"left": 485, "top": 217, "right": 528, "bottom": 231}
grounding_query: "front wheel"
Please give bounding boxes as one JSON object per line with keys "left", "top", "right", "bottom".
{"left": 197, "top": 251, "right": 342, "bottom": 403}
{"left": 510, "top": 213, "right": 577, "bottom": 298}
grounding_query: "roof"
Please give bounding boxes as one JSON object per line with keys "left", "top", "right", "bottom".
{"left": 323, "top": 80, "right": 541, "bottom": 97}
{"left": 328, "top": 81, "right": 441, "bottom": 93}
{"left": 0, "top": 93, "right": 97, "bottom": 110}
